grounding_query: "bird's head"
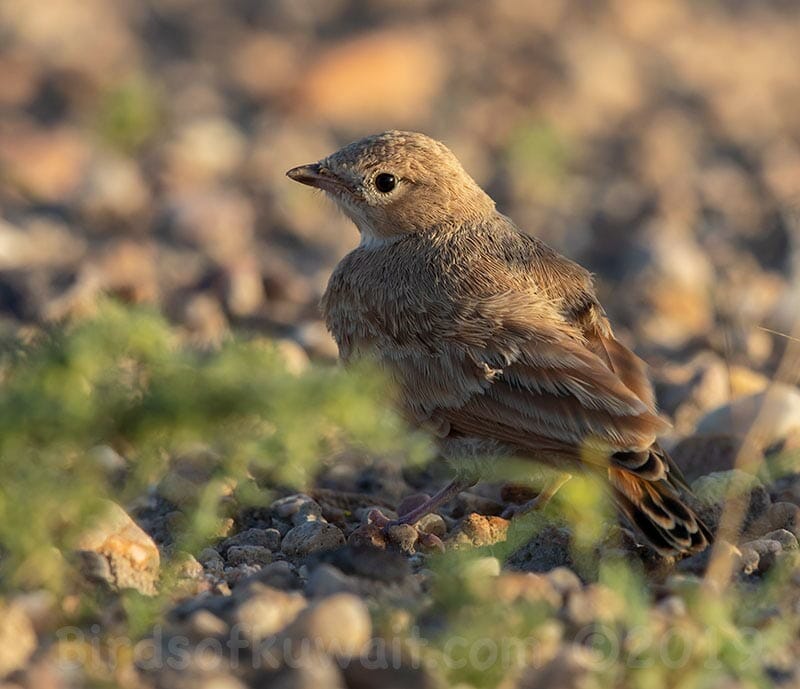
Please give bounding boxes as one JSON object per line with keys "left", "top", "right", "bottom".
{"left": 286, "top": 130, "right": 495, "bottom": 245}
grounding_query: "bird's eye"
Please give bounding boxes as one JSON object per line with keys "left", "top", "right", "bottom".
{"left": 374, "top": 173, "right": 396, "bottom": 193}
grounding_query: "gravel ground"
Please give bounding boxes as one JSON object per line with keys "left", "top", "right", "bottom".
{"left": 1, "top": 1, "right": 800, "bottom": 688}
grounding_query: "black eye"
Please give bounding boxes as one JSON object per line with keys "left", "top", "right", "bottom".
{"left": 374, "top": 173, "right": 396, "bottom": 193}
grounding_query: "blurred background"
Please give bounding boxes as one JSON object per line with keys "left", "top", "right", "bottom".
{"left": 1, "top": 0, "right": 799, "bottom": 388}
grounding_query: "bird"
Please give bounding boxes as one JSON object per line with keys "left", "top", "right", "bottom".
{"left": 286, "top": 130, "right": 711, "bottom": 556}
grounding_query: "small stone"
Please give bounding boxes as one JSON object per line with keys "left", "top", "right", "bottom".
{"left": 565, "top": 584, "right": 624, "bottom": 627}
{"left": 414, "top": 513, "right": 447, "bottom": 538}
{"left": 291, "top": 502, "right": 324, "bottom": 526}
{"left": 226, "top": 545, "right": 273, "bottom": 567}
{"left": 281, "top": 522, "right": 345, "bottom": 558}
{"left": 738, "top": 545, "right": 761, "bottom": 575}
{"left": 506, "top": 526, "right": 573, "bottom": 573}
{"left": 172, "top": 552, "right": 204, "bottom": 579}
{"left": 271, "top": 494, "right": 323, "bottom": 524}
{"left": 198, "top": 548, "right": 225, "bottom": 575}
{"left": 697, "top": 384, "right": 800, "bottom": 447}
{"left": 306, "top": 564, "right": 359, "bottom": 598}
{"left": 75, "top": 500, "right": 160, "bottom": 595}
{"left": 386, "top": 523, "right": 418, "bottom": 553}
{"left": 222, "top": 528, "right": 282, "bottom": 553}
{"left": 354, "top": 506, "right": 398, "bottom": 524}
{"left": 692, "top": 470, "right": 771, "bottom": 528}
{"left": 0, "top": 601, "right": 37, "bottom": 677}
{"left": 347, "top": 524, "right": 388, "bottom": 550}
{"left": 449, "top": 513, "right": 509, "bottom": 547}
{"left": 670, "top": 434, "right": 744, "bottom": 481}
{"left": 494, "top": 572, "right": 562, "bottom": 608}
{"left": 225, "top": 564, "right": 263, "bottom": 586}
{"left": 763, "top": 529, "right": 798, "bottom": 550}
{"left": 740, "top": 539, "right": 783, "bottom": 573}
{"left": 271, "top": 518, "right": 293, "bottom": 537}
{"left": 184, "top": 609, "right": 229, "bottom": 639}
{"left": 325, "top": 545, "right": 410, "bottom": 582}
{"left": 264, "top": 650, "right": 346, "bottom": 689}
{"left": 284, "top": 593, "right": 371, "bottom": 657}
{"left": 747, "top": 502, "right": 800, "bottom": 540}
{"left": 546, "top": 566, "right": 583, "bottom": 597}
{"left": 770, "top": 474, "right": 800, "bottom": 506}
{"left": 517, "top": 643, "right": 597, "bottom": 689}
{"left": 230, "top": 584, "right": 307, "bottom": 641}
{"left": 252, "top": 560, "right": 302, "bottom": 591}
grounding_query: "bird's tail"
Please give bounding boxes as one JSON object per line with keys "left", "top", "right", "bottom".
{"left": 609, "top": 465, "right": 712, "bottom": 556}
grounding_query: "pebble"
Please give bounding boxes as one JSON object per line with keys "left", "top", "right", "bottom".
{"left": 748, "top": 503, "right": 800, "bottom": 540}
{"left": 506, "top": 527, "right": 573, "bottom": 573}
{"left": 740, "top": 539, "right": 783, "bottom": 573}
{"left": 221, "top": 528, "right": 282, "bottom": 553}
{"left": 448, "top": 513, "right": 509, "bottom": 547}
{"left": 271, "top": 494, "right": 323, "bottom": 523}
{"left": 281, "top": 521, "right": 345, "bottom": 558}
{"left": 738, "top": 546, "right": 761, "bottom": 575}
{"left": 565, "top": 584, "right": 624, "bottom": 627}
{"left": 517, "top": 643, "right": 596, "bottom": 689}
{"left": 75, "top": 500, "right": 160, "bottom": 595}
{"left": 546, "top": 566, "right": 584, "bottom": 598}
{"left": 184, "top": 609, "right": 229, "bottom": 639}
{"left": 173, "top": 552, "right": 204, "bottom": 579}
{"left": 692, "top": 470, "right": 771, "bottom": 528}
{"left": 305, "top": 564, "right": 359, "bottom": 598}
{"left": 265, "top": 650, "right": 346, "bottom": 689}
{"left": 347, "top": 523, "right": 388, "bottom": 550}
{"left": 225, "top": 564, "right": 263, "bottom": 586}
{"left": 670, "top": 434, "right": 744, "bottom": 481}
{"left": 386, "top": 523, "right": 419, "bottom": 553}
{"left": 354, "top": 505, "right": 398, "bottom": 523}
{"left": 230, "top": 584, "right": 307, "bottom": 641}
{"left": 284, "top": 593, "right": 371, "bottom": 657}
{"left": 771, "top": 472, "right": 800, "bottom": 504}
{"left": 226, "top": 545, "right": 273, "bottom": 567}
{"left": 414, "top": 513, "right": 447, "bottom": 538}
{"left": 251, "top": 561, "right": 302, "bottom": 591}
{"left": 763, "top": 529, "right": 799, "bottom": 550}
{"left": 198, "top": 548, "right": 225, "bottom": 575}
{"left": 0, "top": 601, "right": 37, "bottom": 677}
{"left": 494, "top": 573, "right": 562, "bottom": 608}
{"left": 697, "top": 384, "right": 800, "bottom": 447}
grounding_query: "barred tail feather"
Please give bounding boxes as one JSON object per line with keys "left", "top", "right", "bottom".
{"left": 609, "top": 465, "right": 712, "bottom": 556}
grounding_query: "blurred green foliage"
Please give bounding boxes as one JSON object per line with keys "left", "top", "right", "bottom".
{"left": 1, "top": 305, "right": 798, "bottom": 689}
{"left": 0, "top": 302, "right": 423, "bottom": 593}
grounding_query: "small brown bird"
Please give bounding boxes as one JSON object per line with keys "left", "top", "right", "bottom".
{"left": 287, "top": 130, "right": 711, "bottom": 556}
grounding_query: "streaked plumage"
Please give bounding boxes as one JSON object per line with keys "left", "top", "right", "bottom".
{"left": 287, "top": 130, "right": 711, "bottom": 556}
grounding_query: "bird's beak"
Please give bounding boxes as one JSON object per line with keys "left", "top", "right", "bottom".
{"left": 286, "top": 163, "right": 348, "bottom": 193}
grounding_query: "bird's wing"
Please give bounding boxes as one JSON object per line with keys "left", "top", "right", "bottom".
{"left": 395, "top": 291, "right": 670, "bottom": 477}
{"left": 570, "top": 302, "right": 658, "bottom": 412}
{"left": 503, "top": 228, "right": 658, "bottom": 412}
